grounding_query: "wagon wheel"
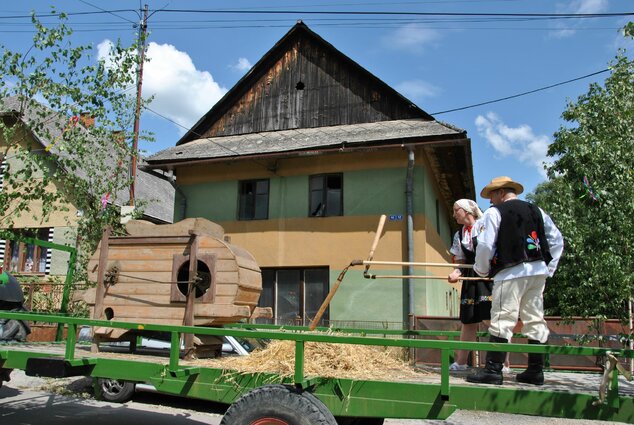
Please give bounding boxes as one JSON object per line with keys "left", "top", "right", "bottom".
{"left": 95, "top": 378, "right": 136, "bottom": 403}
{"left": 220, "top": 384, "right": 337, "bottom": 425}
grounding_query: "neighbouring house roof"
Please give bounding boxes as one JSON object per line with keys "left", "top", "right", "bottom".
{"left": 134, "top": 166, "right": 175, "bottom": 224}
{"left": 0, "top": 96, "right": 174, "bottom": 223}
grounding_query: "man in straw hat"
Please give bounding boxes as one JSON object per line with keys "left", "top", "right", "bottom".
{"left": 466, "top": 176, "right": 564, "bottom": 385}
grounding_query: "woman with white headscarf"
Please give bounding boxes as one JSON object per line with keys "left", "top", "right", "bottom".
{"left": 447, "top": 199, "right": 497, "bottom": 371}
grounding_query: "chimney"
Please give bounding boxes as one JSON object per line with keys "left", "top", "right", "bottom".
{"left": 79, "top": 112, "right": 95, "bottom": 128}
{"left": 111, "top": 130, "right": 125, "bottom": 145}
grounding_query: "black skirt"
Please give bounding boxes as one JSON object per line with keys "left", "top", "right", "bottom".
{"left": 459, "top": 269, "right": 493, "bottom": 324}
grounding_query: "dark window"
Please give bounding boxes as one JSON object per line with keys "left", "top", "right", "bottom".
{"left": 257, "top": 267, "right": 330, "bottom": 326}
{"left": 309, "top": 173, "right": 342, "bottom": 217}
{"left": 238, "top": 179, "right": 269, "bottom": 220}
{"left": 5, "top": 228, "right": 51, "bottom": 274}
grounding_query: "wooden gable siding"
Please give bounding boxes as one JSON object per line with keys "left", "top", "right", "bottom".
{"left": 202, "top": 36, "right": 426, "bottom": 138}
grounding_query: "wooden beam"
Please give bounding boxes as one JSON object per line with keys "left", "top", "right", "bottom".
{"left": 92, "top": 226, "right": 111, "bottom": 353}
{"left": 108, "top": 236, "right": 192, "bottom": 245}
{"left": 182, "top": 232, "right": 199, "bottom": 359}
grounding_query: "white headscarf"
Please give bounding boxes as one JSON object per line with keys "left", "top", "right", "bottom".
{"left": 454, "top": 199, "right": 483, "bottom": 219}
{"left": 455, "top": 199, "right": 483, "bottom": 250}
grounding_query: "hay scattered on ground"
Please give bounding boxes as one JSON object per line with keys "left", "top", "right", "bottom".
{"left": 41, "top": 377, "right": 93, "bottom": 398}
{"left": 197, "top": 339, "right": 428, "bottom": 381}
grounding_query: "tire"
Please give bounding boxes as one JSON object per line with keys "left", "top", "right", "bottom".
{"left": 0, "top": 320, "right": 20, "bottom": 340}
{"left": 96, "top": 378, "right": 136, "bottom": 403}
{"left": 302, "top": 391, "right": 337, "bottom": 424}
{"left": 221, "top": 384, "right": 337, "bottom": 425}
{"left": 336, "top": 418, "right": 385, "bottom": 425}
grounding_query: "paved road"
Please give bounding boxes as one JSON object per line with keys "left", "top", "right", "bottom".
{"left": 0, "top": 371, "right": 626, "bottom": 425}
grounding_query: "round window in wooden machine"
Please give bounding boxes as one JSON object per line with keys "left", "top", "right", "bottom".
{"left": 176, "top": 260, "right": 212, "bottom": 298}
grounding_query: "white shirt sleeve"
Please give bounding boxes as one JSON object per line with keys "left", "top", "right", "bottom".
{"left": 449, "top": 231, "right": 465, "bottom": 260}
{"left": 540, "top": 208, "right": 564, "bottom": 277}
{"left": 474, "top": 208, "right": 501, "bottom": 277}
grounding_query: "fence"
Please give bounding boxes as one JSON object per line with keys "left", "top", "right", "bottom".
{"left": 415, "top": 316, "right": 633, "bottom": 371}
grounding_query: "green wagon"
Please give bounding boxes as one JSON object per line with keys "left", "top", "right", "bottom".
{"left": 1, "top": 311, "right": 633, "bottom": 424}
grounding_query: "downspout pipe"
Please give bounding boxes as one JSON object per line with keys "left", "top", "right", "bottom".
{"left": 167, "top": 170, "right": 187, "bottom": 220}
{"left": 405, "top": 147, "right": 415, "bottom": 330}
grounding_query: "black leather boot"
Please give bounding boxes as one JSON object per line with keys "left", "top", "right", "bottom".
{"left": 0, "top": 368, "right": 11, "bottom": 383}
{"left": 516, "top": 339, "right": 545, "bottom": 385}
{"left": 466, "top": 336, "right": 507, "bottom": 385}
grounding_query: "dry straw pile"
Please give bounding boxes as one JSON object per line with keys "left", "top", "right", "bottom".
{"left": 201, "top": 339, "right": 427, "bottom": 381}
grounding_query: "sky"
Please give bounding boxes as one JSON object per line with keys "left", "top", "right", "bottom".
{"left": 1, "top": 0, "right": 633, "bottom": 208}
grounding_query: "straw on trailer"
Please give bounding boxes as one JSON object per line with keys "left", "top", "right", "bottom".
{"left": 199, "top": 339, "right": 428, "bottom": 381}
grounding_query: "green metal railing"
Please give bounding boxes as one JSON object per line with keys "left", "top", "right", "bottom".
{"left": 1, "top": 236, "right": 77, "bottom": 341}
{"left": 0, "top": 311, "right": 633, "bottom": 422}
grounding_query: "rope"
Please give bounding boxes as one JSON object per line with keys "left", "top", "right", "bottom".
{"left": 593, "top": 352, "right": 633, "bottom": 405}
{"left": 112, "top": 272, "right": 207, "bottom": 285}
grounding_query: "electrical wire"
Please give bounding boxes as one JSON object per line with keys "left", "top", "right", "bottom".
{"left": 77, "top": 0, "right": 138, "bottom": 24}
{"left": 430, "top": 68, "right": 610, "bottom": 115}
{"left": 0, "top": 7, "right": 631, "bottom": 21}
{"left": 0, "top": 10, "right": 137, "bottom": 19}
{"left": 0, "top": 5, "right": 629, "bottom": 34}
{"left": 143, "top": 105, "right": 271, "bottom": 170}
{"left": 157, "top": 9, "right": 634, "bottom": 18}
{"left": 1, "top": 5, "right": 626, "bottom": 149}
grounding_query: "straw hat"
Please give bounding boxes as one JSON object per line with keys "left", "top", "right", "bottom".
{"left": 480, "top": 176, "right": 524, "bottom": 198}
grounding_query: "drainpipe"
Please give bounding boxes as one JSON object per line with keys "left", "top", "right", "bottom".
{"left": 167, "top": 170, "right": 187, "bottom": 220}
{"left": 405, "top": 148, "right": 415, "bottom": 330}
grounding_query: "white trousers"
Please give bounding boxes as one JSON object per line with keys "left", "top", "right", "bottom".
{"left": 488, "top": 275, "right": 550, "bottom": 343}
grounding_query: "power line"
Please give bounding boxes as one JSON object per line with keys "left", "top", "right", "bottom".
{"left": 77, "top": 0, "right": 137, "bottom": 24}
{"left": 430, "top": 68, "right": 610, "bottom": 115}
{"left": 157, "top": 8, "right": 634, "bottom": 19}
{"left": 0, "top": 22, "right": 622, "bottom": 33}
{"left": 207, "top": 0, "right": 524, "bottom": 9}
{"left": 143, "top": 105, "right": 259, "bottom": 160}
{"left": 1, "top": 8, "right": 631, "bottom": 20}
{"left": 141, "top": 68, "right": 612, "bottom": 154}
{"left": 0, "top": 10, "right": 136, "bottom": 19}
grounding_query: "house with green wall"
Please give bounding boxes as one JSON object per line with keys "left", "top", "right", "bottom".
{"left": 0, "top": 96, "right": 174, "bottom": 289}
{"left": 146, "top": 22, "right": 476, "bottom": 328}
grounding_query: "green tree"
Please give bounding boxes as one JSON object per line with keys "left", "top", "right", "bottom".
{"left": 529, "top": 51, "right": 634, "bottom": 320}
{"left": 0, "top": 11, "right": 150, "bottom": 294}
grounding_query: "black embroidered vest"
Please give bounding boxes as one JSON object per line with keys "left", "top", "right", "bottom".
{"left": 489, "top": 200, "right": 552, "bottom": 277}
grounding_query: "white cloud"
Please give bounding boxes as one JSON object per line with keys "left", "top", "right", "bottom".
{"left": 231, "top": 57, "right": 252, "bottom": 73}
{"left": 551, "top": 0, "right": 608, "bottom": 38}
{"left": 97, "top": 40, "right": 228, "bottom": 132}
{"left": 382, "top": 24, "right": 441, "bottom": 53}
{"left": 395, "top": 79, "right": 441, "bottom": 102}
{"left": 612, "top": 18, "right": 634, "bottom": 51}
{"left": 475, "top": 112, "right": 552, "bottom": 178}
{"left": 96, "top": 40, "right": 115, "bottom": 67}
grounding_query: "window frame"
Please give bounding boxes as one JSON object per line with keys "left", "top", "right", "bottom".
{"left": 308, "top": 173, "right": 343, "bottom": 217}
{"left": 258, "top": 267, "right": 330, "bottom": 326}
{"left": 237, "top": 178, "right": 270, "bottom": 221}
{"left": 4, "top": 228, "right": 51, "bottom": 275}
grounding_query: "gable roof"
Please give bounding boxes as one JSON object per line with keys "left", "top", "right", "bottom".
{"left": 147, "top": 21, "right": 475, "bottom": 205}
{"left": 177, "top": 21, "right": 435, "bottom": 145}
{"left": 0, "top": 96, "right": 174, "bottom": 223}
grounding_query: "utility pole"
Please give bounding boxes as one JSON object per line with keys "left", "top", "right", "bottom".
{"left": 130, "top": 4, "right": 149, "bottom": 207}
